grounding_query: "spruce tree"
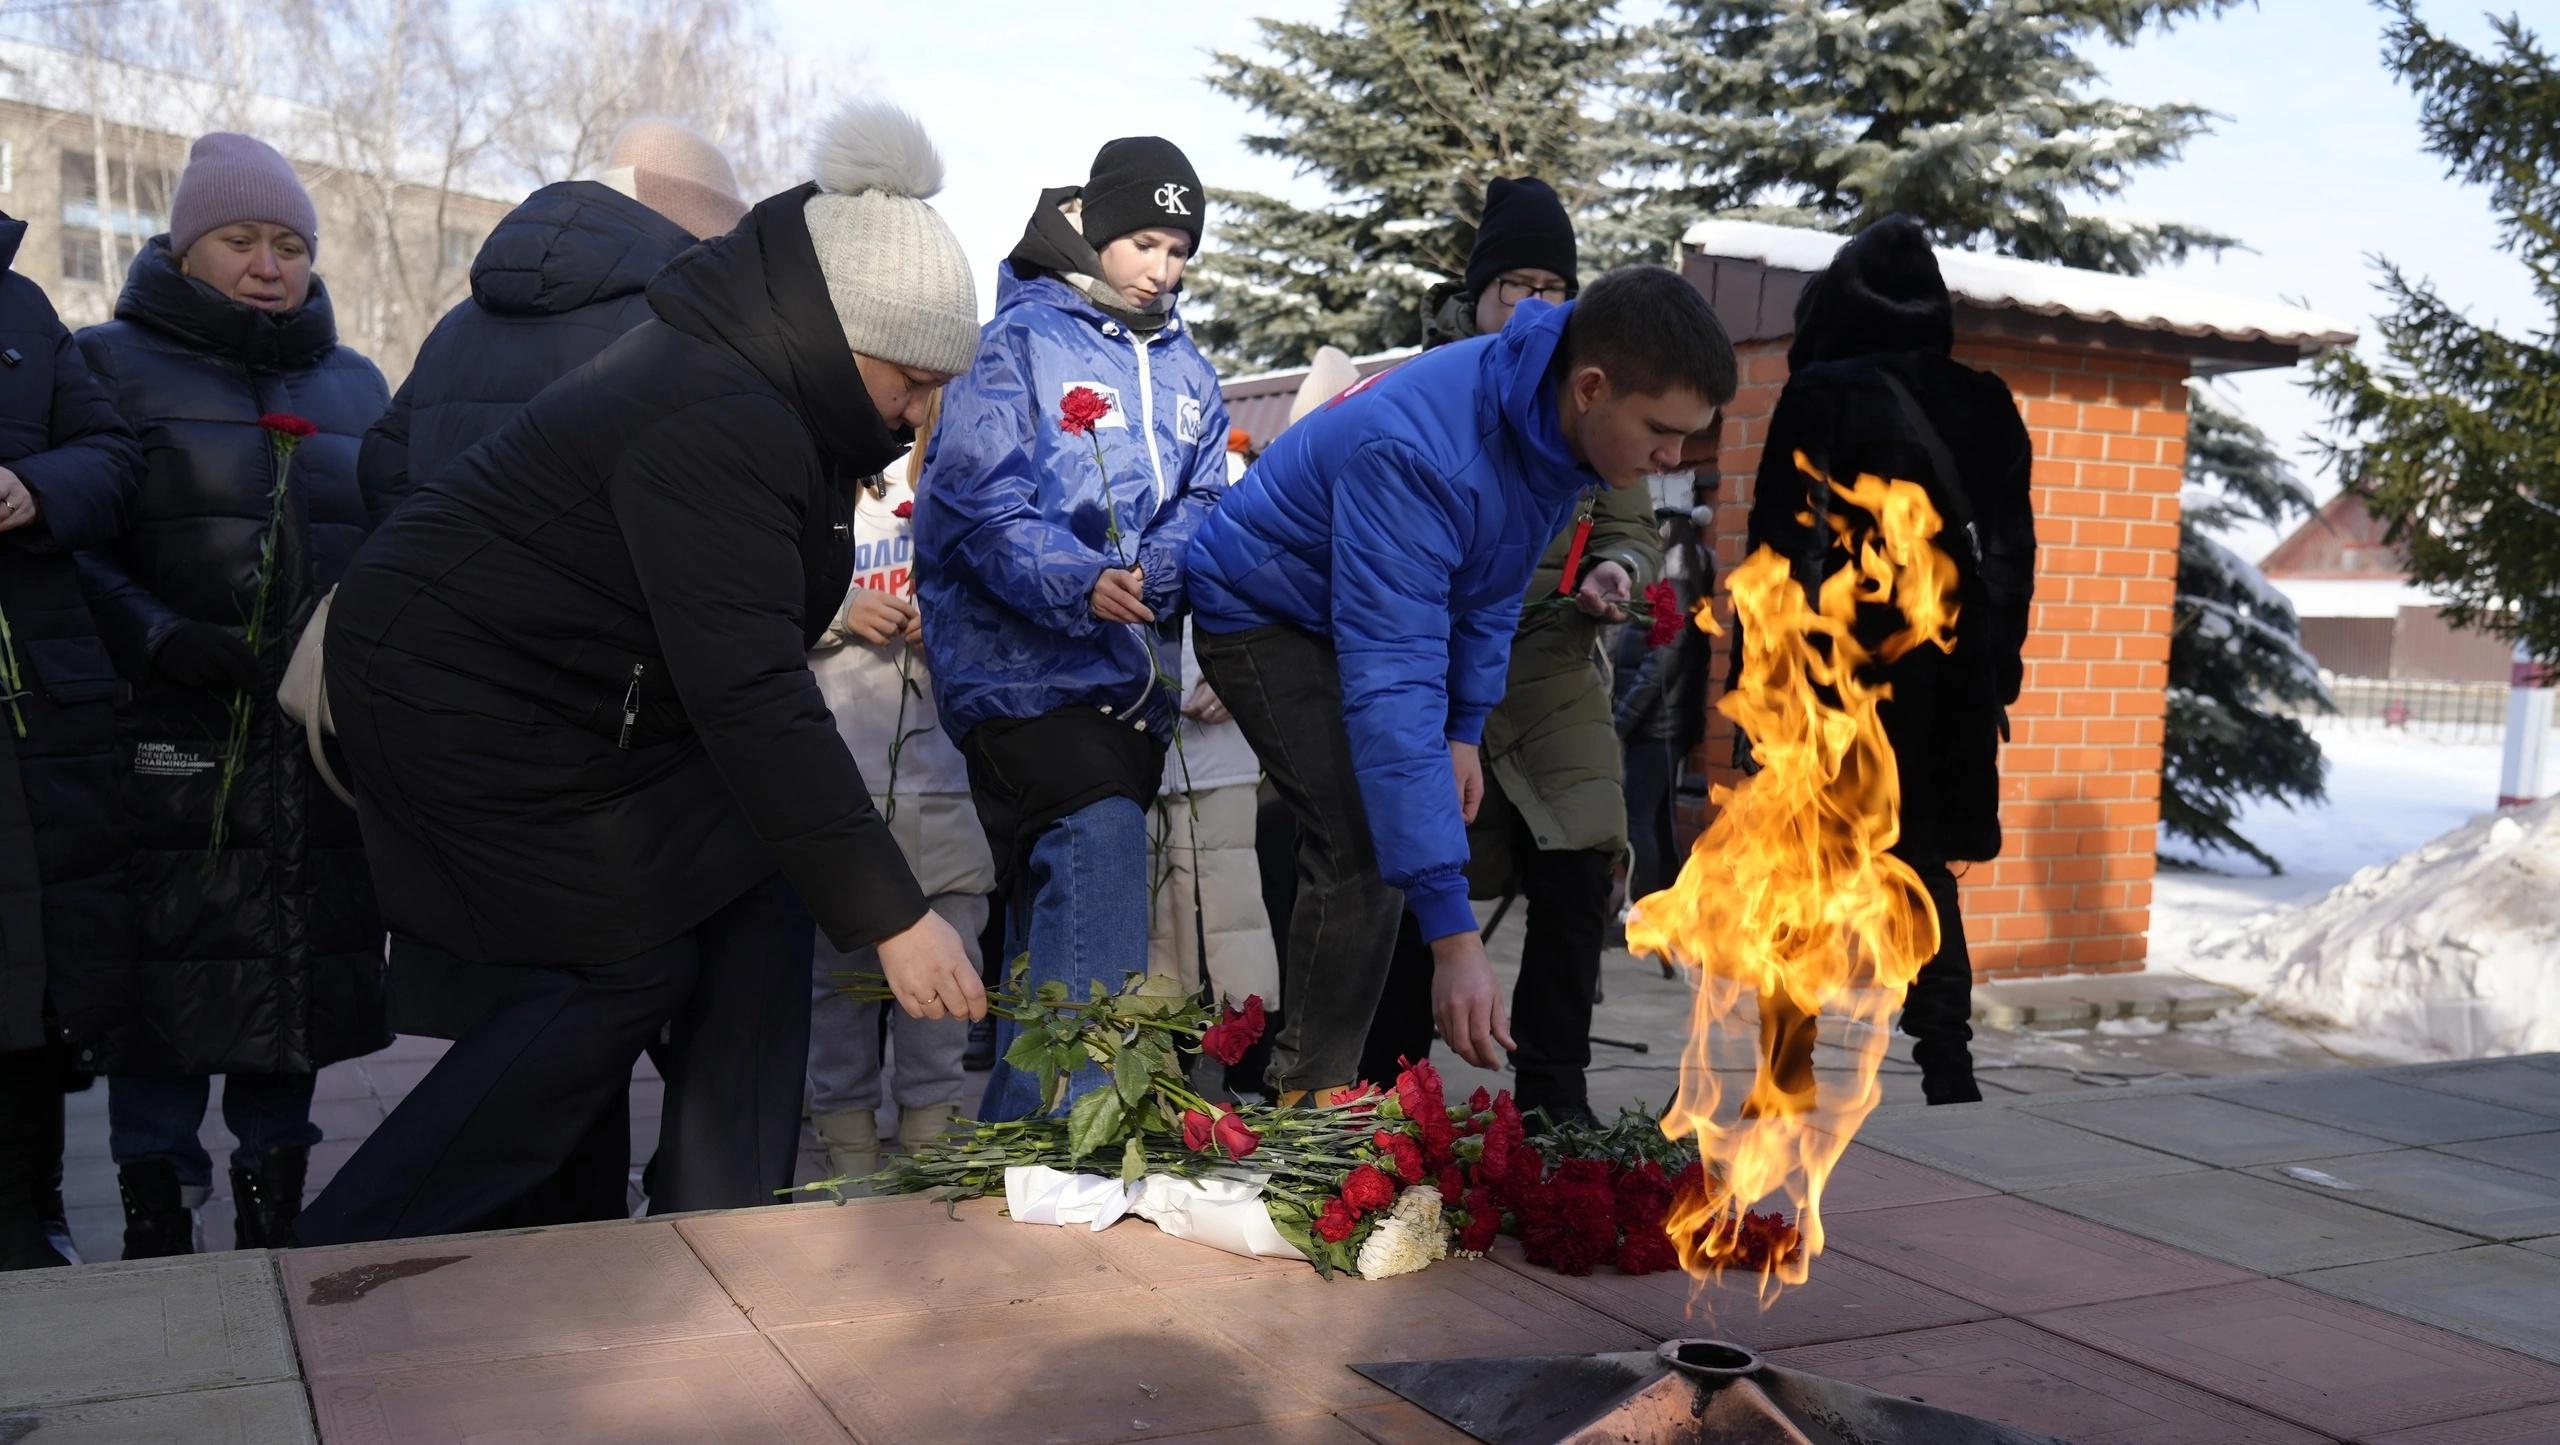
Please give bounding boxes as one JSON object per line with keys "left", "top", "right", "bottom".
{"left": 1627, "top": 0, "right": 2327, "bottom": 865}
{"left": 2167, "top": 384, "right": 2331, "bottom": 870}
{"left": 1625, "top": 0, "right": 2240, "bottom": 271}
{"left": 1190, "top": 0, "right": 1634, "bottom": 371}
{"left": 2311, "top": 4, "right": 2559, "bottom": 662}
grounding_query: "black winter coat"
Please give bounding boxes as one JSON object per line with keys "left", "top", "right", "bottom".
{"left": 0, "top": 216, "right": 144, "bottom": 1057}
{"left": 327, "top": 184, "right": 930, "bottom": 968}
{"left": 1745, "top": 217, "right": 2036, "bottom": 866}
{"left": 64, "top": 238, "right": 391, "bottom": 1075}
{"left": 358, "top": 182, "right": 696, "bottom": 523}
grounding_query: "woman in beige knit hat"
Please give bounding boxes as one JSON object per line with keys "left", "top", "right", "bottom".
{"left": 299, "top": 100, "right": 989, "bottom": 1245}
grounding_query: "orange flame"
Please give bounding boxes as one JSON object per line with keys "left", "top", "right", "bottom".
{"left": 1626, "top": 452, "right": 1960, "bottom": 1298}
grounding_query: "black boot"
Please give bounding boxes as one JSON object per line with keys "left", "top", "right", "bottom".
{"left": 1913, "top": 1038, "right": 1983, "bottom": 1106}
{"left": 230, "top": 1145, "right": 309, "bottom": 1250}
{"left": 118, "top": 1158, "right": 198, "bottom": 1259}
{"left": 0, "top": 1083, "right": 75, "bottom": 1270}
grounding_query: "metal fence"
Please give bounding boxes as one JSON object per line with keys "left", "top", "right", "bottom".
{"left": 2282, "top": 674, "right": 2554, "bottom": 745}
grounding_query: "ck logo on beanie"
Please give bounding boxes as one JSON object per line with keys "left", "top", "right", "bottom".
{"left": 1153, "top": 182, "right": 1192, "bottom": 217}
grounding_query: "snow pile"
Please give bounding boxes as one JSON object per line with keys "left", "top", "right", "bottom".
{"left": 2192, "top": 796, "right": 2560, "bottom": 1058}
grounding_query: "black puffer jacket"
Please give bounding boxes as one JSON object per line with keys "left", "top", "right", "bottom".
{"left": 64, "top": 237, "right": 391, "bottom": 1075}
{"left": 358, "top": 182, "right": 696, "bottom": 523}
{"left": 1745, "top": 216, "right": 2036, "bottom": 866}
{"left": 0, "top": 216, "right": 144, "bottom": 1057}
{"left": 327, "top": 184, "right": 930, "bottom": 968}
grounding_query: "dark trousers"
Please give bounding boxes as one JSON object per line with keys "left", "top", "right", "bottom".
{"left": 299, "top": 875, "right": 814, "bottom": 1245}
{"left": 108, "top": 1072, "right": 318, "bottom": 1190}
{"left": 1359, "top": 793, "right": 1615, "bottom": 1113}
{"left": 1622, "top": 736, "right": 1682, "bottom": 900}
{"left": 1760, "top": 856, "right": 1976, "bottom": 1104}
{"left": 1195, "top": 625, "right": 1405, "bottom": 1093}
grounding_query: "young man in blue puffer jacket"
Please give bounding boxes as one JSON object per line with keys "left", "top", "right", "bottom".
{"left": 914, "top": 138, "right": 1230, "bottom": 1121}
{"left": 1188, "top": 266, "right": 1734, "bottom": 1101}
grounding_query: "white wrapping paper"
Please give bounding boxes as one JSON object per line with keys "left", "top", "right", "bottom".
{"left": 1002, "top": 1165, "right": 1306, "bottom": 1262}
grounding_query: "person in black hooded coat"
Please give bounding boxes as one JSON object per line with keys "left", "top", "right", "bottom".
{"left": 350, "top": 135, "right": 745, "bottom": 1228}
{"left": 0, "top": 212, "right": 144, "bottom": 1270}
{"left": 66, "top": 133, "right": 391, "bottom": 1256}
{"left": 1744, "top": 215, "right": 2036, "bottom": 1106}
{"left": 297, "top": 100, "right": 990, "bottom": 1246}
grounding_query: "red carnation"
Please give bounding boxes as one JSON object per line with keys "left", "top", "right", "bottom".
{"left": 1333, "top": 1081, "right": 1382, "bottom": 1111}
{"left": 1642, "top": 579, "right": 1684, "bottom": 647}
{"left": 1180, "top": 1109, "right": 1215, "bottom": 1153}
{"left": 1553, "top": 1157, "right": 1615, "bottom": 1196}
{"left": 1436, "top": 1166, "right": 1466, "bottom": 1203}
{"left": 893, "top": 499, "right": 915, "bottom": 519}
{"left": 1315, "top": 1196, "right": 1357, "bottom": 1243}
{"left": 1059, "top": 386, "right": 1113, "bottom": 436}
{"left": 258, "top": 412, "right": 317, "bottom": 439}
{"left": 1374, "top": 1130, "right": 1425, "bottom": 1184}
{"left": 1615, "top": 1160, "right": 1676, "bottom": 1234}
{"left": 1467, "top": 1087, "right": 1493, "bottom": 1116}
{"left": 1342, "top": 1164, "right": 1396, "bottom": 1215}
{"left": 1394, "top": 1058, "right": 1446, "bottom": 1128}
{"left": 1212, "top": 1111, "right": 1261, "bottom": 1161}
{"left": 1457, "top": 1190, "right": 1502, "bottom": 1252}
{"left": 1617, "top": 1227, "right": 1681, "bottom": 1276}
{"left": 1199, "top": 995, "right": 1265, "bottom": 1066}
{"left": 1730, "top": 1210, "right": 1802, "bottom": 1272}
{"left": 1479, "top": 1113, "right": 1516, "bottom": 1184}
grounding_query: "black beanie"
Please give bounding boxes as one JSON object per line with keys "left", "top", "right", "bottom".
{"left": 1465, "top": 176, "right": 1578, "bottom": 302}
{"left": 1787, "top": 214, "right": 1955, "bottom": 369}
{"left": 1081, "top": 136, "right": 1205, "bottom": 252}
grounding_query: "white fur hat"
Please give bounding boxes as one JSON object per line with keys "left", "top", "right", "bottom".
{"left": 803, "top": 101, "right": 979, "bottom": 376}
{"left": 1286, "top": 346, "right": 1361, "bottom": 428}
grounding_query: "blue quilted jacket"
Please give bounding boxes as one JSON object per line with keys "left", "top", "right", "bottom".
{"left": 1184, "top": 299, "right": 1594, "bottom": 941}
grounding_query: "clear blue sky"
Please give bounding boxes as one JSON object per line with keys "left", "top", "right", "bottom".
{"left": 778, "top": 1, "right": 2543, "bottom": 561}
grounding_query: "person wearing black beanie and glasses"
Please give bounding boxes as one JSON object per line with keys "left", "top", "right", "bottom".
{"left": 1364, "top": 175, "right": 1666, "bottom": 1128}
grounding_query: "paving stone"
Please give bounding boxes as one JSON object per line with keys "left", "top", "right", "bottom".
{"left": 2360, "top": 1400, "right": 2560, "bottom": 1443}
{"left": 1768, "top": 1317, "right": 2328, "bottom": 1443}
{"left": 2528, "top": 1237, "right": 2560, "bottom": 1261}
{"left": 2031, "top": 1278, "right": 2560, "bottom": 1438}
{"left": 1846, "top": 1102, "right": 2206, "bottom": 1191}
{"left": 281, "top": 1219, "right": 748, "bottom": 1377}
{"left": 1824, "top": 1194, "right": 2256, "bottom": 1315}
{"left": 1482, "top": 1235, "right": 1992, "bottom": 1350}
{"left": 2030, "top": 1089, "right": 2398, "bottom": 1167}
{"left": 2397, "top": 1062, "right": 2560, "bottom": 1119}
{"left": 0, "top": 1382, "right": 316, "bottom": 1443}
{"left": 2212, "top": 1076, "right": 2559, "bottom": 1146}
{"left": 2028, "top": 1169, "right": 2472, "bottom": 1275}
{"left": 1149, "top": 1419, "right": 1376, "bottom": 1444}
{"left": 1815, "top": 1141, "right": 2001, "bottom": 1214}
{"left": 0, "top": 1254, "right": 294, "bottom": 1409}
{"left": 309, "top": 1334, "right": 846, "bottom": 1444}
{"left": 676, "top": 1195, "right": 1125, "bottom": 1328}
{"left": 2293, "top": 1246, "right": 2560, "bottom": 1366}
{"left": 1335, "top": 1401, "right": 1477, "bottom": 1444}
{"left": 1158, "top": 1257, "right": 1649, "bottom": 1409}
{"left": 2441, "top": 1133, "right": 2560, "bottom": 1183}
{"left": 770, "top": 1289, "right": 1322, "bottom": 1444}
{"left": 2248, "top": 1151, "right": 2560, "bottom": 1242}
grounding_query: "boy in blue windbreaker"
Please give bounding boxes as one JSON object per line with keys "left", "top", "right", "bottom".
{"left": 914, "top": 138, "right": 1229, "bottom": 1121}
{"left": 1187, "top": 267, "right": 1734, "bottom": 1101}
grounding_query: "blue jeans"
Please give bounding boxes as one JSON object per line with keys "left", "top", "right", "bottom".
{"left": 978, "top": 797, "right": 1150, "bottom": 1122}
{"left": 109, "top": 1073, "right": 321, "bottom": 1190}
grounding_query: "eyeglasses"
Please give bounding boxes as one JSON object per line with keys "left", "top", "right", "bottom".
{"left": 1492, "top": 274, "right": 1574, "bottom": 306}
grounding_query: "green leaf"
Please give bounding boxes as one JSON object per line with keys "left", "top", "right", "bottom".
{"left": 1120, "top": 1137, "right": 1147, "bottom": 1183}
{"left": 1034, "top": 979, "right": 1069, "bottom": 1005}
{"left": 1066, "top": 1088, "right": 1125, "bottom": 1163}
{"left": 1001, "top": 1030, "right": 1047, "bottom": 1073}
{"left": 1126, "top": 973, "right": 1194, "bottom": 1017}
{"left": 1113, "top": 1051, "right": 1152, "bottom": 1111}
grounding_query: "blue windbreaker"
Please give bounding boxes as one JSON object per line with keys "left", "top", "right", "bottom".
{"left": 915, "top": 268, "right": 1230, "bottom": 740}
{"left": 1184, "top": 300, "right": 1594, "bottom": 942}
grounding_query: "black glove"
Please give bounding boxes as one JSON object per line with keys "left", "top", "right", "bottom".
{"left": 151, "top": 622, "right": 260, "bottom": 693}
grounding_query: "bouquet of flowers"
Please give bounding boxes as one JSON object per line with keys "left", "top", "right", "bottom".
{"left": 808, "top": 966, "right": 1797, "bottom": 1282}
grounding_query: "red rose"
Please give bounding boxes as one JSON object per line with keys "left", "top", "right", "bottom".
{"left": 1643, "top": 579, "right": 1683, "bottom": 647}
{"left": 1617, "top": 1227, "right": 1681, "bottom": 1276}
{"left": 1199, "top": 995, "right": 1266, "bottom": 1066}
{"left": 1315, "top": 1196, "right": 1357, "bottom": 1243}
{"left": 1212, "top": 1111, "right": 1261, "bottom": 1161}
{"left": 258, "top": 413, "right": 318, "bottom": 439}
{"left": 1342, "top": 1164, "right": 1396, "bottom": 1215}
{"left": 1180, "top": 1110, "right": 1215, "bottom": 1152}
{"left": 1059, "top": 386, "right": 1113, "bottom": 436}
{"left": 893, "top": 499, "right": 915, "bottom": 519}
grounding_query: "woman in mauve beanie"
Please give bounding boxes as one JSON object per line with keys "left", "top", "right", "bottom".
{"left": 296, "top": 98, "right": 990, "bottom": 1247}
{"left": 168, "top": 133, "right": 319, "bottom": 259}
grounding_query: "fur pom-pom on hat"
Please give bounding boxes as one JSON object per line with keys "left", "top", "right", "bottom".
{"left": 804, "top": 100, "right": 978, "bottom": 376}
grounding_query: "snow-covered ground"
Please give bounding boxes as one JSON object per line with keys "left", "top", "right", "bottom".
{"left": 2149, "top": 721, "right": 2554, "bottom": 1062}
